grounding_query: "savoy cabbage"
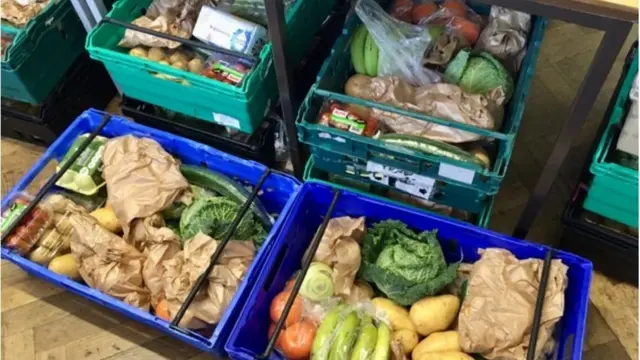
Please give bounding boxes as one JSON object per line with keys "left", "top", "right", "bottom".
{"left": 358, "top": 220, "right": 459, "bottom": 305}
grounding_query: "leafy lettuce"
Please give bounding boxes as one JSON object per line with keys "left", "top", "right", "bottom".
{"left": 359, "top": 220, "right": 458, "bottom": 305}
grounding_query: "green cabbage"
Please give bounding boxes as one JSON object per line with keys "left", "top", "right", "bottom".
{"left": 446, "top": 51, "right": 514, "bottom": 102}
{"left": 179, "top": 197, "right": 266, "bottom": 246}
{"left": 358, "top": 220, "right": 458, "bottom": 306}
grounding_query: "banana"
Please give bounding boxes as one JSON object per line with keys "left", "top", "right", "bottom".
{"left": 350, "top": 25, "right": 368, "bottom": 75}
{"left": 329, "top": 311, "right": 361, "bottom": 360}
{"left": 363, "top": 32, "right": 379, "bottom": 77}
{"left": 350, "top": 316, "right": 378, "bottom": 360}
{"left": 312, "top": 305, "right": 348, "bottom": 360}
{"left": 372, "top": 322, "right": 391, "bottom": 360}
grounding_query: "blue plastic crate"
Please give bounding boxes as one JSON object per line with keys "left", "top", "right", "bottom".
{"left": 0, "top": 109, "right": 301, "bottom": 355}
{"left": 225, "top": 182, "right": 593, "bottom": 360}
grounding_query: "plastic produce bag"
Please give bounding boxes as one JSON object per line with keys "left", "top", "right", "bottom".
{"left": 1, "top": 193, "right": 53, "bottom": 255}
{"left": 458, "top": 248, "right": 568, "bottom": 360}
{"left": 475, "top": 6, "right": 531, "bottom": 73}
{"left": 355, "top": 0, "right": 441, "bottom": 86}
{"left": 421, "top": 0, "right": 483, "bottom": 46}
{"left": 216, "top": 0, "right": 296, "bottom": 27}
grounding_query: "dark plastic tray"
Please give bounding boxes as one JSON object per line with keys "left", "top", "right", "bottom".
{"left": 561, "top": 183, "right": 638, "bottom": 284}
{"left": 120, "top": 96, "right": 277, "bottom": 167}
{"left": 1, "top": 53, "right": 116, "bottom": 146}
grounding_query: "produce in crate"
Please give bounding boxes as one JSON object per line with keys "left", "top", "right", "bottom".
{"left": 445, "top": 50, "right": 514, "bottom": 102}
{"left": 55, "top": 134, "right": 108, "bottom": 196}
{"left": 416, "top": 0, "right": 483, "bottom": 46}
{"left": 1, "top": 0, "right": 49, "bottom": 27}
{"left": 350, "top": 25, "right": 380, "bottom": 77}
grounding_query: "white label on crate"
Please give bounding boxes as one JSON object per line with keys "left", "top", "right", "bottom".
{"left": 368, "top": 172, "right": 390, "bottom": 186}
{"left": 438, "top": 163, "right": 475, "bottom": 184}
{"left": 366, "top": 161, "right": 435, "bottom": 199}
{"left": 213, "top": 113, "right": 241, "bottom": 129}
{"left": 395, "top": 179, "right": 434, "bottom": 200}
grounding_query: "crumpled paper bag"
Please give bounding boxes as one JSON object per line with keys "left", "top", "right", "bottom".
{"left": 458, "top": 248, "right": 568, "bottom": 360}
{"left": 129, "top": 214, "right": 181, "bottom": 306}
{"left": 342, "top": 279, "right": 374, "bottom": 304}
{"left": 102, "top": 135, "right": 189, "bottom": 240}
{"left": 424, "top": 32, "right": 464, "bottom": 67}
{"left": 309, "top": 216, "right": 366, "bottom": 297}
{"left": 69, "top": 213, "right": 151, "bottom": 310}
{"left": 475, "top": 6, "right": 531, "bottom": 73}
{"left": 162, "top": 233, "right": 255, "bottom": 329}
{"left": 1, "top": 0, "right": 49, "bottom": 28}
{"left": 351, "top": 76, "right": 503, "bottom": 143}
{"left": 119, "top": 0, "right": 212, "bottom": 49}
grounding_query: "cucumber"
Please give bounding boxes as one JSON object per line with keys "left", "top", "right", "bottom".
{"left": 180, "top": 165, "right": 273, "bottom": 230}
{"left": 379, "top": 134, "right": 486, "bottom": 169}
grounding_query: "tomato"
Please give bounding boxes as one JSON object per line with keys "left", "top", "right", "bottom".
{"left": 451, "top": 17, "right": 480, "bottom": 45}
{"left": 280, "top": 320, "right": 317, "bottom": 360}
{"left": 411, "top": 3, "right": 438, "bottom": 24}
{"left": 441, "top": 0, "right": 467, "bottom": 18}
{"left": 154, "top": 298, "right": 171, "bottom": 321}
{"left": 268, "top": 323, "right": 285, "bottom": 349}
{"left": 284, "top": 278, "right": 296, "bottom": 290}
{"left": 269, "top": 290, "right": 303, "bottom": 327}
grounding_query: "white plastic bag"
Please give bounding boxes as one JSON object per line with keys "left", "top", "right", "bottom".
{"left": 355, "top": 0, "right": 441, "bottom": 86}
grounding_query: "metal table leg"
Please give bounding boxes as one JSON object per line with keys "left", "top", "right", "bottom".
{"left": 512, "top": 20, "right": 633, "bottom": 239}
{"left": 70, "top": 0, "right": 96, "bottom": 31}
{"left": 264, "top": 0, "right": 305, "bottom": 178}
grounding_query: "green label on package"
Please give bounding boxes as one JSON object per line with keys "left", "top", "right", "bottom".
{"left": 55, "top": 134, "right": 108, "bottom": 196}
{"left": 0, "top": 202, "right": 26, "bottom": 233}
{"left": 330, "top": 108, "right": 365, "bottom": 134}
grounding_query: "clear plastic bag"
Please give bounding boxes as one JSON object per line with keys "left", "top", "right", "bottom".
{"left": 1, "top": 193, "right": 53, "bottom": 255}
{"left": 421, "top": 0, "right": 483, "bottom": 46}
{"left": 355, "top": 0, "right": 441, "bottom": 86}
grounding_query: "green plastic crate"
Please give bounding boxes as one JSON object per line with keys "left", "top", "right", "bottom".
{"left": 297, "top": 7, "right": 547, "bottom": 194}
{"left": 304, "top": 157, "right": 494, "bottom": 227}
{"left": 1, "top": 0, "right": 85, "bottom": 104}
{"left": 311, "top": 146, "right": 491, "bottom": 213}
{"left": 86, "top": 0, "right": 336, "bottom": 134}
{"left": 585, "top": 48, "right": 638, "bottom": 229}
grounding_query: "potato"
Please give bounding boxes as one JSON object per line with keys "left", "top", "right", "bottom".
{"left": 172, "top": 60, "right": 187, "bottom": 71}
{"left": 372, "top": 297, "right": 416, "bottom": 332}
{"left": 90, "top": 207, "right": 121, "bottom": 233}
{"left": 393, "top": 329, "right": 419, "bottom": 354}
{"left": 129, "top": 47, "right": 148, "bottom": 58}
{"left": 344, "top": 74, "right": 374, "bottom": 100}
{"left": 169, "top": 51, "right": 188, "bottom": 65}
{"left": 187, "top": 57, "right": 205, "bottom": 74}
{"left": 147, "top": 47, "right": 166, "bottom": 61}
{"left": 412, "top": 331, "right": 461, "bottom": 359}
{"left": 158, "top": 60, "right": 170, "bottom": 66}
{"left": 409, "top": 295, "right": 460, "bottom": 336}
{"left": 413, "top": 351, "right": 473, "bottom": 360}
{"left": 48, "top": 254, "right": 80, "bottom": 280}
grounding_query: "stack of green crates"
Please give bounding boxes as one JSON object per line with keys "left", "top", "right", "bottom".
{"left": 1, "top": 0, "right": 85, "bottom": 104}
{"left": 584, "top": 50, "right": 639, "bottom": 229}
{"left": 296, "top": 4, "right": 547, "bottom": 226}
{"left": 86, "top": 0, "right": 336, "bottom": 134}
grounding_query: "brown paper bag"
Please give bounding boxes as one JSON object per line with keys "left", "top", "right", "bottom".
{"left": 69, "top": 213, "right": 151, "bottom": 310}
{"left": 102, "top": 135, "right": 189, "bottom": 240}
{"left": 1, "top": 0, "right": 49, "bottom": 28}
{"left": 310, "top": 216, "right": 366, "bottom": 297}
{"left": 129, "top": 214, "right": 181, "bottom": 306}
{"left": 162, "top": 233, "right": 255, "bottom": 329}
{"left": 458, "top": 248, "right": 568, "bottom": 360}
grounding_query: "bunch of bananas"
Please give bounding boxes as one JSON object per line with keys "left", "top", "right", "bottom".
{"left": 311, "top": 306, "right": 391, "bottom": 360}
{"left": 350, "top": 25, "right": 379, "bottom": 77}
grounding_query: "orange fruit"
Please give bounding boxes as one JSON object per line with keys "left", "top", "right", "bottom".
{"left": 280, "top": 320, "right": 317, "bottom": 360}
{"left": 269, "top": 290, "right": 303, "bottom": 327}
{"left": 154, "top": 299, "right": 171, "bottom": 321}
{"left": 452, "top": 17, "right": 480, "bottom": 45}
{"left": 411, "top": 3, "right": 439, "bottom": 24}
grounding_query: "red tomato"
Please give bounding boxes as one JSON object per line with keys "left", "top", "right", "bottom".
{"left": 411, "top": 3, "right": 438, "bottom": 24}
{"left": 280, "top": 320, "right": 317, "bottom": 360}
{"left": 442, "top": 0, "right": 467, "bottom": 18}
{"left": 269, "top": 290, "right": 303, "bottom": 327}
{"left": 451, "top": 17, "right": 480, "bottom": 45}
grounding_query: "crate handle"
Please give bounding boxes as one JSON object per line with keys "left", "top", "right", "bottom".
{"left": 526, "top": 249, "right": 556, "bottom": 360}
{"left": 169, "top": 168, "right": 272, "bottom": 332}
{"left": 259, "top": 190, "right": 341, "bottom": 359}
{"left": 102, "top": 17, "right": 259, "bottom": 63}
{"left": 1, "top": 114, "right": 112, "bottom": 244}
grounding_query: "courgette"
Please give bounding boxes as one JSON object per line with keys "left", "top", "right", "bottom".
{"left": 180, "top": 165, "right": 273, "bottom": 230}
{"left": 379, "top": 134, "right": 486, "bottom": 169}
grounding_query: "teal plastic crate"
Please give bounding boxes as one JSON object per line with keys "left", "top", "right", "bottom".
{"left": 304, "top": 156, "right": 494, "bottom": 227}
{"left": 1, "top": 0, "right": 85, "bottom": 104}
{"left": 86, "top": 0, "right": 336, "bottom": 134}
{"left": 297, "top": 6, "right": 546, "bottom": 193}
{"left": 585, "top": 48, "right": 639, "bottom": 229}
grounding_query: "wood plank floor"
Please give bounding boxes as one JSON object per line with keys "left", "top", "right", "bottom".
{"left": 1, "top": 20, "right": 638, "bottom": 360}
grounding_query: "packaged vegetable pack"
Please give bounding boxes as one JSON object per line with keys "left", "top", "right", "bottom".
{"left": 355, "top": 0, "right": 441, "bottom": 86}
{"left": 458, "top": 248, "right": 568, "bottom": 360}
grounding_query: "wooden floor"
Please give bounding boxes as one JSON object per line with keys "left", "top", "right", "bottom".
{"left": 1, "top": 20, "right": 638, "bottom": 360}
